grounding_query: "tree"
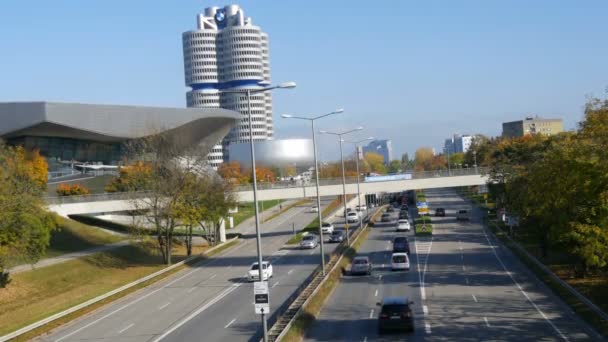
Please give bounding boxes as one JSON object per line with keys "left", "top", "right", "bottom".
{"left": 0, "top": 143, "right": 56, "bottom": 287}
{"left": 105, "top": 161, "right": 153, "bottom": 192}
{"left": 56, "top": 183, "right": 91, "bottom": 196}
{"left": 400, "top": 153, "right": 414, "bottom": 170}
{"left": 364, "top": 152, "right": 387, "bottom": 174}
{"left": 217, "top": 161, "right": 248, "bottom": 185}
{"left": 413, "top": 147, "right": 435, "bottom": 171}
{"left": 388, "top": 160, "right": 401, "bottom": 174}
{"left": 448, "top": 152, "right": 465, "bottom": 168}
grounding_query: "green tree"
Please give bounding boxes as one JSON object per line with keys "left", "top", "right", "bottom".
{"left": 0, "top": 143, "right": 57, "bottom": 287}
{"left": 400, "top": 153, "right": 414, "bottom": 170}
{"left": 388, "top": 160, "right": 401, "bottom": 173}
{"left": 364, "top": 152, "right": 387, "bottom": 174}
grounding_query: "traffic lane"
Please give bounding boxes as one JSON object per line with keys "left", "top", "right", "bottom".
{"left": 160, "top": 235, "right": 342, "bottom": 342}
{"left": 304, "top": 218, "right": 422, "bottom": 341}
{"left": 426, "top": 190, "right": 595, "bottom": 341}
{"left": 42, "top": 201, "right": 328, "bottom": 341}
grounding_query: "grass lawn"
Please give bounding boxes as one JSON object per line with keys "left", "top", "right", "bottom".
{"left": 46, "top": 217, "right": 125, "bottom": 257}
{"left": 0, "top": 241, "right": 209, "bottom": 337}
{"left": 232, "top": 199, "right": 284, "bottom": 227}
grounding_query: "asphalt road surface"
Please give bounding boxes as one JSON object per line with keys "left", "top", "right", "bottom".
{"left": 39, "top": 197, "right": 369, "bottom": 342}
{"left": 304, "top": 189, "right": 599, "bottom": 341}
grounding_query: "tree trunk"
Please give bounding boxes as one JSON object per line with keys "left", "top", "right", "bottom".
{"left": 186, "top": 224, "right": 193, "bottom": 256}
{"left": 165, "top": 235, "right": 172, "bottom": 265}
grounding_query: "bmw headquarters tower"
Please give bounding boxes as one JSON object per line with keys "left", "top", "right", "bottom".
{"left": 182, "top": 5, "right": 272, "bottom": 169}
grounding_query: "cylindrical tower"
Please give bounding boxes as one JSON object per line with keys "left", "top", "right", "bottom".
{"left": 182, "top": 5, "right": 273, "bottom": 167}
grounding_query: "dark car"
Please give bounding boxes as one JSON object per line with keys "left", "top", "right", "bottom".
{"left": 399, "top": 212, "right": 410, "bottom": 220}
{"left": 401, "top": 204, "right": 409, "bottom": 211}
{"left": 381, "top": 213, "right": 392, "bottom": 222}
{"left": 329, "top": 230, "right": 345, "bottom": 243}
{"left": 377, "top": 297, "right": 414, "bottom": 334}
{"left": 392, "top": 236, "right": 410, "bottom": 254}
{"left": 435, "top": 208, "right": 446, "bottom": 217}
{"left": 387, "top": 207, "right": 396, "bottom": 213}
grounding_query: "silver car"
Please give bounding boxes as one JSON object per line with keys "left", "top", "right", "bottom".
{"left": 351, "top": 256, "right": 372, "bottom": 275}
{"left": 300, "top": 234, "right": 319, "bottom": 249}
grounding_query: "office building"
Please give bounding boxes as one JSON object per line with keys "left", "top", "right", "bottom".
{"left": 0, "top": 102, "right": 239, "bottom": 172}
{"left": 362, "top": 139, "right": 393, "bottom": 165}
{"left": 502, "top": 116, "right": 564, "bottom": 138}
{"left": 182, "top": 5, "right": 273, "bottom": 168}
{"left": 444, "top": 134, "right": 473, "bottom": 154}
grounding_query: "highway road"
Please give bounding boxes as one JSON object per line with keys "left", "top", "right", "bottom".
{"left": 304, "top": 189, "right": 599, "bottom": 341}
{"left": 39, "top": 196, "right": 366, "bottom": 342}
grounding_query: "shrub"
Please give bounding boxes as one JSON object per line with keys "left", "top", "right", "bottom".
{"left": 56, "top": 183, "right": 90, "bottom": 196}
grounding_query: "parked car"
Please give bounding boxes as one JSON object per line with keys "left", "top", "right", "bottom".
{"left": 456, "top": 209, "right": 470, "bottom": 221}
{"left": 300, "top": 234, "right": 319, "bottom": 249}
{"left": 346, "top": 211, "right": 360, "bottom": 223}
{"left": 350, "top": 256, "right": 372, "bottom": 275}
{"left": 247, "top": 261, "right": 273, "bottom": 281}
{"left": 392, "top": 236, "right": 410, "bottom": 254}
{"left": 435, "top": 208, "right": 446, "bottom": 217}
{"left": 310, "top": 205, "right": 319, "bottom": 213}
{"left": 377, "top": 297, "right": 415, "bottom": 334}
{"left": 395, "top": 219, "right": 411, "bottom": 232}
{"left": 381, "top": 213, "right": 393, "bottom": 222}
{"left": 391, "top": 253, "right": 410, "bottom": 271}
{"left": 321, "top": 222, "right": 334, "bottom": 234}
{"left": 329, "top": 230, "right": 345, "bottom": 243}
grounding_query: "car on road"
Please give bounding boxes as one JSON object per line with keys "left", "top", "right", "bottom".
{"left": 377, "top": 297, "right": 415, "bottom": 334}
{"left": 310, "top": 205, "right": 319, "bottom": 213}
{"left": 392, "top": 236, "right": 410, "bottom": 254}
{"left": 398, "top": 212, "right": 410, "bottom": 220}
{"left": 300, "top": 234, "right": 319, "bottom": 249}
{"left": 346, "top": 211, "right": 360, "bottom": 223}
{"left": 386, "top": 207, "right": 396, "bottom": 213}
{"left": 321, "top": 222, "right": 334, "bottom": 234}
{"left": 395, "top": 219, "right": 411, "bottom": 232}
{"left": 381, "top": 213, "right": 393, "bottom": 222}
{"left": 350, "top": 256, "right": 372, "bottom": 275}
{"left": 435, "top": 208, "right": 446, "bottom": 217}
{"left": 400, "top": 205, "right": 409, "bottom": 211}
{"left": 328, "top": 230, "right": 345, "bottom": 243}
{"left": 456, "top": 209, "right": 470, "bottom": 221}
{"left": 247, "top": 261, "right": 273, "bottom": 281}
{"left": 391, "top": 253, "right": 410, "bottom": 271}
{"left": 356, "top": 204, "right": 367, "bottom": 211}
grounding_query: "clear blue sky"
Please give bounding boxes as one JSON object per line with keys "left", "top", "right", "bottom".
{"left": 1, "top": 1, "right": 607, "bottom": 161}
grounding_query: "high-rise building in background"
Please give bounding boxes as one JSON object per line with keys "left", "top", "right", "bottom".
{"left": 362, "top": 139, "right": 393, "bottom": 165}
{"left": 444, "top": 134, "right": 473, "bottom": 155}
{"left": 182, "top": 5, "right": 273, "bottom": 168}
{"left": 502, "top": 116, "right": 563, "bottom": 138}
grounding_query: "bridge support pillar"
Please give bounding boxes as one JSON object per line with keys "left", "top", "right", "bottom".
{"left": 219, "top": 219, "right": 226, "bottom": 243}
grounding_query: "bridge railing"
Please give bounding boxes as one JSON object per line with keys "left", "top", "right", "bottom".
{"left": 44, "top": 167, "right": 489, "bottom": 204}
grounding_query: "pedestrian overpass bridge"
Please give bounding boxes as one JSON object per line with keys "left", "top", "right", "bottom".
{"left": 47, "top": 168, "right": 489, "bottom": 216}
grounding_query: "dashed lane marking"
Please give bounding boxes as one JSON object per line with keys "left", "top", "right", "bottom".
{"left": 472, "top": 294, "right": 478, "bottom": 303}
{"left": 118, "top": 323, "right": 134, "bottom": 334}
{"left": 224, "top": 318, "right": 237, "bottom": 329}
{"left": 369, "top": 309, "right": 375, "bottom": 319}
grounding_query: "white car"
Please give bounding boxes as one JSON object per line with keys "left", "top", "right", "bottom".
{"left": 321, "top": 222, "right": 334, "bottom": 234}
{"left": 310, "top": 205, "right": 319, "bottom": 213}
{"left": 356, "top": 204, "right": 367, "bottom": 212}
{"left": 456, "top": 209, "right": 470, "bottom": 221}
{"left": 248, "top": 261, "right": 273, "bottom": 281}
{"left": 395, "top": 219, "right": 411, "bottom": 232}
{"left": 391, "top": 253, "right": 410, "bottom": 271}
{"left": 346, "top": 211, "right": 359, "bottom": 223}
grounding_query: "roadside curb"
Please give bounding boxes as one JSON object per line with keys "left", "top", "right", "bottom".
{"left": 0, "top": 237, "right": 240, "bottom": 342}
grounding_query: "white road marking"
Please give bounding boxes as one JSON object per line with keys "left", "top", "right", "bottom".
{"left": 465, "top": 277, "right": 469, "bottom": 285}
{"left": 378, "top": 274, "right": 383, "bottom": 280}
{"left": 414, "top": 237, "right": 433, "bottom": 300}
{"left": 150, "top": 283, "right": 242, "bottom": 342}
{"left": 381, "top": 264, "right": 385, "bottom": 269}
{"left": 484, "top": 317, "right": 491, "bottom": 327}
{"left": 374, "top": 289, "right": 378, "bottom": 297}
{"left": 423, "top": 305, "right": 428, "bottom": 315}
{"left": 118, "top": 323, "right": 134, "bottom": 334}
{"left": 482, "top": 228, "right": 568, "bottom": 341}
{"left": 309, "top": 250, "right": 315, "bottom": 255}
{"left": 385, "top": 245, "right": 389, "bottom": 250}
{"left": 187, "top": 287, "right": 196, "bottom": 293}
{"left": 158, "top": 302, "right": 171, "bottom": 310}
{"left": 272, "top": 281, "right": 280, "bottom": 288}
{"left": 288, "top": 269, "right": 294, "bottom": 275}
{"left": 472, "top": 294, "right": 478, "bottom": 303}
{"left": 224, "top": 318, "right": 237, "bottom": 329}
{"left": 209, "top": 274, "right": 217, "bottom": 280}
{"left": 425, "top": 323, "right": 432, "bottom": 334}
{"left": 462, "top": 265, "right": 466, "bottom": 271}
{"left": 363, "top": 337, "right": 368, "bottom": 342}
{"left": 369, "top": 309, "right": 375, "bottom": 319}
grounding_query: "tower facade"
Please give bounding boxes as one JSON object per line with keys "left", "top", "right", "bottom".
{"left": 182, "top": 5, "right": 273, "bottom": 168}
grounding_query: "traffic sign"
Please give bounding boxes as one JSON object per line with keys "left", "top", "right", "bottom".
{"left": 254, "top": 281, "right": 270, "bottom": 314}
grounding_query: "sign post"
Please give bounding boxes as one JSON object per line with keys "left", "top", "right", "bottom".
{"left": 254, "top": 281, "right": 270, "bottom": 314}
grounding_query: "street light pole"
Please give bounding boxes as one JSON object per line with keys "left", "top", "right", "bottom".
{"left": 222, "top": 81, "right": 295, "bottom": 342}
{"left": 281, "top": 109, "right": 344, "bottom": 275}
{"left": 473, "top": 150, "right": 478, "bottom": 174}
{"left": 320, "top": 127, "right": 363, "bottom": 246}
{"left": 346, "top": 137, "right": 374, "bottom": 225}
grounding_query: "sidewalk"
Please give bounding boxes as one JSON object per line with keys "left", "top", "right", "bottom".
{"left": 9, "top": 240, "right": 131, "bottom": 274}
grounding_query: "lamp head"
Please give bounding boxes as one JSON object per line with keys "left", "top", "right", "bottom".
{"left": 281, "top": 114, "right": 293, "bottom": 118}
{"left": 334, "top": 108, "right": 345, "bottom": 114}
{"left": 278, "top": 81, "right": 297, "bottom": 89}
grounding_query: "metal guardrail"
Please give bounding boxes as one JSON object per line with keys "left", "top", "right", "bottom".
{"left": 45, "top": 168, "right": 489, "bottom": 205}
